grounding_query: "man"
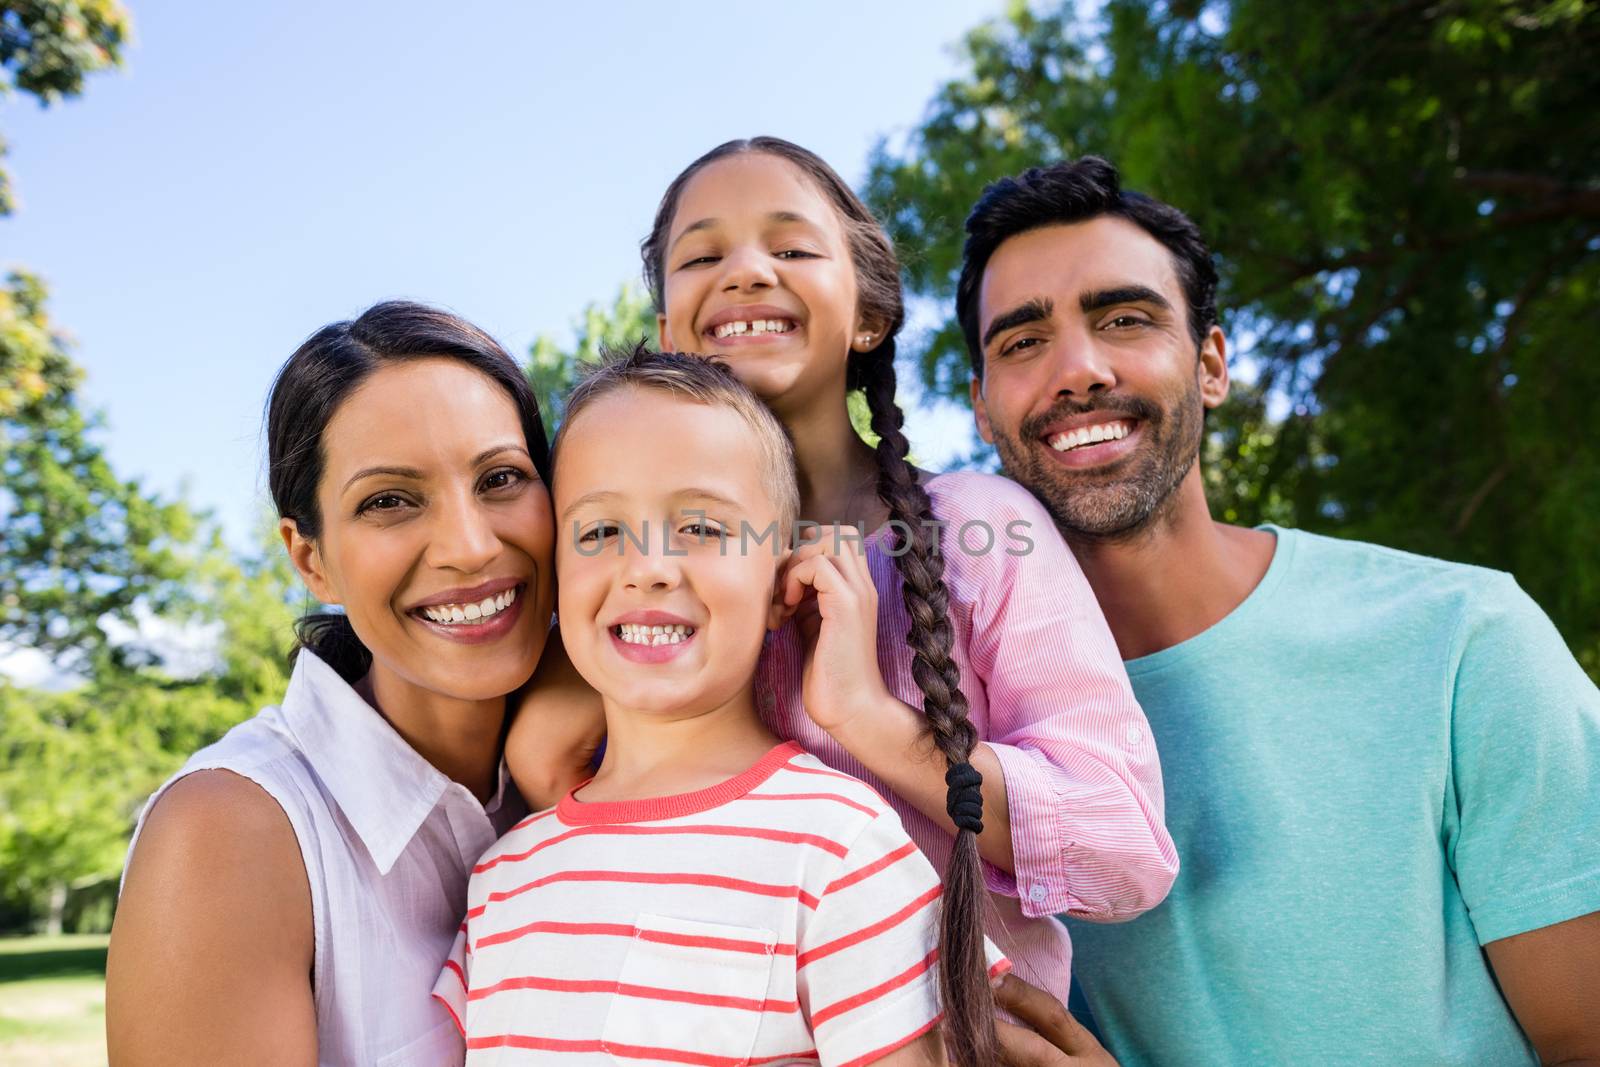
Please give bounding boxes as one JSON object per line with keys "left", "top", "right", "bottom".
{"left": 957, "top": 157, "right": 1600, "bottom": 1066}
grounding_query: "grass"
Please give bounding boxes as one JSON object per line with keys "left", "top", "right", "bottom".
{"left": 0, "top": 934, "right": 109, "bottom": 1067}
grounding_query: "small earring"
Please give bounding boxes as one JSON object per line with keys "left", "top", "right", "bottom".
{"left": 857, "top": 333, "right": 874, "bottom": 347}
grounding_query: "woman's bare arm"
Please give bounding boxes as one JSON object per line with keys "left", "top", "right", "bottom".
{"left": 106, "top": 770, "right": 317, "bottom": 1066}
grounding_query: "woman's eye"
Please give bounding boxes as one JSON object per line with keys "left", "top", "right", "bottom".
{"left": 359, "top": 493, "right": 410, "bottom": 515}
{"left": 481, "top": 467, "right": 526, "bottom": 493}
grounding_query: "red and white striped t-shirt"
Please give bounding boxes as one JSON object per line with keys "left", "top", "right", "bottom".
{"left": 433, "top": 741, "right": 1008, "bottom": 1066}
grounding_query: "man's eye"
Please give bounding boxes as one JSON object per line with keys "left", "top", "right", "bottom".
{"left": 1104, "top": 314, "right": 1149, "bottom": 330}
{"left": 1000, "top": 336, "right": 1042, "bottom": 357}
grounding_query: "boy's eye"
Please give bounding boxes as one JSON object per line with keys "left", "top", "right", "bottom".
{"left": 577, "top": 522, "right": 620, "bottom": 544}
{"left": 682, "top": 521, "right": 727, "bottom": 540}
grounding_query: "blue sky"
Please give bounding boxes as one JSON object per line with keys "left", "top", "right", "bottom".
{"left": 3, "top": 0, "right": 1007, "bottom": 556}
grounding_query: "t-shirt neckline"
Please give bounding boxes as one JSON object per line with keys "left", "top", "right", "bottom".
{"left": 556, "top": 740, "right": 804, "bottom": 826}
{"left": 1123, "top": 525, "right": 1296, "bottom": 679}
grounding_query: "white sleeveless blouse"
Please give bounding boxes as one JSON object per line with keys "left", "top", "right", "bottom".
{"left": 122, "top": 651, "right": 524, "bottom": 1066}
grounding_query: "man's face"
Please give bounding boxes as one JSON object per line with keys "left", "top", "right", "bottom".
{"left": 970, "top": 216, "right": 1228, "bottom": 542}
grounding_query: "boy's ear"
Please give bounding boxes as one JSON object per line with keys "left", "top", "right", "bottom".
{"left": 767, "top": 549, "right": 795, "bottom": 630}
{"left": 279, "top": 517, "right": 339, "bottom": 606}
{"left": 657, "top": 313, "right": 674, "bottom": 352}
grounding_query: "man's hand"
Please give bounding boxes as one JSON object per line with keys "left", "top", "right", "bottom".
{"left": 994, "top": 974, "right": 1119, "bottom": 1067}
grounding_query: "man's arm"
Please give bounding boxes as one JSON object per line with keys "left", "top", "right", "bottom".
{"left": 1485, "top": 911, "right": 1600, "bottom": 1066}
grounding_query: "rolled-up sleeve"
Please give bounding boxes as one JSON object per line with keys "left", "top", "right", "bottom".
{"left": 935, "top": 474, "right": 1178, "bottom": 920}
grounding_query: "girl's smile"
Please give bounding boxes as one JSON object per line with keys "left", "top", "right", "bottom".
{"left": 608, "top": 609, "right": 700, "bottom": 663}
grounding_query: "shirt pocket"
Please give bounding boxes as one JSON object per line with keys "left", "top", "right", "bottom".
{"left": 375, "top": 1017, "right": 465, "bottom": 1067}
{"left": 600, "top": 913, "right": 780, "bottom": 1066}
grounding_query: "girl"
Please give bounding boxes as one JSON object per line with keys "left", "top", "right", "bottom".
{"left": 437, "top": 347, "right": 1007, "bottom": 1065}
{"left": 107, "top": 303, "right": 560, "bottom": 1066}
{"left": 644, "top": 139, "right": 1180, "bottom": 1054}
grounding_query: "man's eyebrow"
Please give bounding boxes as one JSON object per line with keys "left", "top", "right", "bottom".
{"left": 1080, "top": 285, "right": 1172, "bottom": 314}
{"left": 982, "top": 297, "right": 1054, "bottom": 349}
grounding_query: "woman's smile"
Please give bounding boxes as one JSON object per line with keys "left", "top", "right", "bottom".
{"left": 408, "top": 578, "right": 529, "bottom": 645}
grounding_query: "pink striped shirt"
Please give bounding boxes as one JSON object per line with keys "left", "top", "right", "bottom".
{"left": 434, "top": 742, "right": 1009, "bottom": 1066}
{"left": 758, "top": 471, "right": 1178, "bottom": 1005}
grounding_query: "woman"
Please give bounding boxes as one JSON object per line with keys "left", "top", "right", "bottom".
{"left": 106, "top": 302, "right": 558, "bottom": 1066}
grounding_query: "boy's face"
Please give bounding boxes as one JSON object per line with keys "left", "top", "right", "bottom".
{"left": 552, "top": 387, "right": 788, "bottom": 720}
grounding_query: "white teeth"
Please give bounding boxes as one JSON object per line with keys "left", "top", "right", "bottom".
{"left": 420, "top": 586, "right": 519, "bottom": 625}
{"left": 713, "top": 319, "right": 794, "bottom": 339}
{"left": 1049, "top": 421, "right": 1132, "bottom": 453}
{"left": 615, "top": 622, "right": 695, "bottom": 646}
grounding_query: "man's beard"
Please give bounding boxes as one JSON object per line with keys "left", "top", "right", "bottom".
{"left": 991, "top": 376, "right": 1204, "bottom": 544}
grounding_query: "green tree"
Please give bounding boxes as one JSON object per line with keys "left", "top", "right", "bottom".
{"left": 1, "top": 0, "right": 131, "bottom": 214}
{"left": 527, "top": 282, "right": 659, "bottom": 437}
{"left": 867, "top": 0, "right": 1599, "bottom": 677}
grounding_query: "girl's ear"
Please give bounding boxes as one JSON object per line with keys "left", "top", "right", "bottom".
{"left": 279, "top": 517, "right": 340, "bottom": 606}
{"left": 850, "top": 312, "right": 890, "bottom": 354}
{"left": 767, "top": 549, "right": 795, "bottom": 630}
{"left": 657, "top": 313, "right": 675, "bottom": 352}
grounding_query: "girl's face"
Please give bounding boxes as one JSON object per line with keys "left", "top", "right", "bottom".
{"left": 658, "top": 153, "right": 872, "bottom": 416}
{"left": 283, "top": 358, "right": 555, "bottom": 704}
{"left": 553, "top": 387, "right": 788, "bottom": 720}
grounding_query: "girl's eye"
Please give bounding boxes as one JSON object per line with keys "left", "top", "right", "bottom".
{"left": 480, "top": 467, "right": 527, "bottom": 493}
{"left": 680, "top": 254, "right": 720, "bottom": 269}
{"left": 774, "top": 249, "right": 818, "bottom": 260}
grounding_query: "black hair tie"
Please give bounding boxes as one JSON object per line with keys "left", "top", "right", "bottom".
{"left": 945, "top": 762, "right": 985, "bottom": 834}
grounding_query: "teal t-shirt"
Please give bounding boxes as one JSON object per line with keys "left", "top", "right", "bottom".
{"left": 1065, "top": 527, "right": 1600, "bottom": 1066}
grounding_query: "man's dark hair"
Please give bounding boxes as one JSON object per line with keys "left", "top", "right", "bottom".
{"left": 955, "top": 156, "right": 1219, "bottom": 377}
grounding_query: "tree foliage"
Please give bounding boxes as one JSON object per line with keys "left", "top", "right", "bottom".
{"left": 0, "top": 0, "right": 132, "bottom": 214}
{"left": 526, "top": 282, "right": 659, "bottom": 438}
{"left": 866, "top": 0, "right": 1600, "bottom": 676}
{"left": 2, "top": 271, "right": 200, "bottom": 673}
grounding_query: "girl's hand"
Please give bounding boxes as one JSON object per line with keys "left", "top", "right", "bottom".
{"left": 505, "top": 623, "right": 605, "bottom": 810}
{"left": 779, "top": 525, "right": 894, "bottom": 735}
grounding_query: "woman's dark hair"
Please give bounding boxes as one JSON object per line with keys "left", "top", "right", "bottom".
{"left": 266, "top": 300, "right": 551, "bottom": 683}
{"left": 643, "top": 138, "right": 997, "bottom": 1065}
{"left": 955, "top": 156, "right": 1219, "bottom": 376}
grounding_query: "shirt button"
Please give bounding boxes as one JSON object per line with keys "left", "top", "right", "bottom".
{"left": 1124, "top": 724, "right": 1143, "bottom": 746}
{"left": 1027, "top": 883, "right": 1048, "bottom": 905}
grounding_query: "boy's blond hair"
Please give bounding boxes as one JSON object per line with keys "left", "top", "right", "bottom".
{"left": 552, "top": 342, "right": 800, "bottom": 534}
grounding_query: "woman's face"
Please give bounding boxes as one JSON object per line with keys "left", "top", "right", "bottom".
{"left": 284, "top": 358, "right": 555, "bottom": 703}
{"left": 553, "top": 387, "right": 787, "bottom": 719}
{"left": 657, "top": 152, "right": 869, "bottom": 416}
